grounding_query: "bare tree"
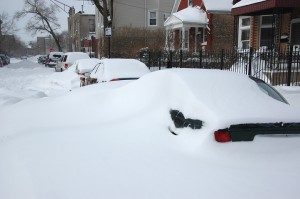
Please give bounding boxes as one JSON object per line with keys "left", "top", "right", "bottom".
{"left": 15, "top": 0, "right": 63, "bottom": 51}
{"left": 0, "top": 12, "right": 18, "bottom": 54}
{"left": 92, "top": 0, "right": 113, "bottom": 28}
{"left": 0, "top": 12, "right": 18, "bottom": 35}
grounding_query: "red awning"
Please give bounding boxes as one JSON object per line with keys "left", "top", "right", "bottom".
{"left": 232, "top": 0, "right": 300, "bottom": 16}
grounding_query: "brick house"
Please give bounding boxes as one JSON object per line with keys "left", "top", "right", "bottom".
{"left": 164, "top": 0, "right": 234, "bottom": 51}
{"left": 232, "top": 0, "right": 300, "bottom": 52}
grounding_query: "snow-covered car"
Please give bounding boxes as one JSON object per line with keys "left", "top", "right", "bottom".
{"left": 87, "top": 58, "right": 150, "bottom": 84}
{"left": 74, "top": 58, "right": 101, "bottom": 75}
{"left": 55, "top": 52, "right": 90, "bottom": 72}
{"left": 0, "top": 54, "right": 9, "bottom": 65}
{"left": 1, "top": 69, "right": 300, "bottom": 199}
{"left": 38, "top": 55, "right": 47, "bottom": 64}
{"left": 45, "top": 52, "right": 64, "bottom": 68}
{"left": 163, "top": 69, "right": 300, "bottom": 142}
{"left": 72, "top": 58, "right": 101, "bottom": 86}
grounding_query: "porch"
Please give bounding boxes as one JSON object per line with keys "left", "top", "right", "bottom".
{"left": 164, "top": 6, "right": 209, "bottom": 52}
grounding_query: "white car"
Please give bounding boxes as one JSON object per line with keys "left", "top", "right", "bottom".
{"left": 45, "top": 52, "right": 64, "bottom": 68}
{"left": 88, "top": 58, "right": 150, "bottom": 83}
{"left": 55, "top": 52, "right": 90, "bottom": 72}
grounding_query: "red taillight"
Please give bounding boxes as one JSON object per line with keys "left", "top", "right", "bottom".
{"left": 110, "top": 78, "right": 120, "bottom": 81}
{"left": 64, "top": 63, "right": 68, "bottom": 68}
{"left": 214, "top": 131, "right": 231, "bottom": 142}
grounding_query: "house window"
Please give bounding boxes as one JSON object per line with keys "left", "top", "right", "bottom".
{"left": 188, "top": 0, "right": 193, "bottom": 6}
{"left": 260, "top": 15, "right": 274, "bottom": 49}
{"left": 89, "top": 18, "right": 95, "bottom": 32}
{"left": 148, "top": 11, "right": 157, "bottom": 26}
{"left": 238, "top": 16, "right": 251, "bottom": 49}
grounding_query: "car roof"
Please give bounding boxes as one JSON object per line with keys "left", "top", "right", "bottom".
{"left": 91, "top": 58, "right": 150, "bottom": 81}
{"left": 62, "top": 52, "right": 90, "bottom": 62}
{"left": 140, "top": 69, "right": 299, "bottom": 126}
{"left": 74, "top": 58, "right": 101, "bottom": 73}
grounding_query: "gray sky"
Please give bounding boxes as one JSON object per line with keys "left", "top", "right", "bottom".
{"left": 0, "top": 0, "right": 95, "bottom": 44}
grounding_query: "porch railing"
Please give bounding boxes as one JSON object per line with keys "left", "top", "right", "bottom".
{"left": 138, "top": 48, "right": 300, "bottom": 86}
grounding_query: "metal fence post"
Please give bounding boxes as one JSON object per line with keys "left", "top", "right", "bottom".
{"left": 180, "top": 49, "right": 183, "bottom": 68}
{"left": 287, "top": 45, "right": 293, "bottom": 86}
{"left": 148, "top": 51, "right": 151, "bottom": 68}
{"left": 158, "top": 51, "right": 161, "bottom": 70}
{"left": 248, "top": 47, "right": 253, "bottom": 76}
{"left": 199, "top": 50, "right": 202, "bottom": 68}
{"left": 167, "top": 50, "right": 172, "bottom": 68}
{"left": 220, "top": 49, "right": 224, "bottom": 70}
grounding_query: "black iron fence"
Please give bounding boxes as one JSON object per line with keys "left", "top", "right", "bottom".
{"left": 138, "top": 48, "right": 300, "bottom": 86}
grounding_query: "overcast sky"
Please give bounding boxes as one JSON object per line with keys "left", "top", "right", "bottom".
{"left": 0, "top": 0, "right": 95, "bottom": 44}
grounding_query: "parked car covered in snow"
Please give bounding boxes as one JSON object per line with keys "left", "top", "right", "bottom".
{"left": 45, "top": 52, "right": 64, "bottom": 68}
{"left": 0, "top": 57, "right": 3, "bottom": 67}
{"left": 72, "top": 58, "right": 101, "bottom": 86}
{"left": 55, "top": 52, "right": 90, "bottom": 72}
{"left": 86, "top": 58, "right": 150, "bottom": 85}
{"left": 163, "top": 69, "right": 300, "bottom": 142}
{"left": 0, "top": 54, "right": 10, "bottom": 65}
{"left": 38, "top": 55, "right": 47, "bottom": 64}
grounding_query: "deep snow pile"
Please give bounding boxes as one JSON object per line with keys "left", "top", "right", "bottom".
{"left": 0, "top": 59, "right": 80, "bottom": 109}
{"left": 0, "top": 59, "right": 300, "bottom": 199}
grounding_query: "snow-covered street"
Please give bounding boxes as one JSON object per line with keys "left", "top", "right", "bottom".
{"left": 1, "top": 57, "right": 300, "bottom": 199}
{"left": 0, "top": 57, "right": 80, "bottom": 109}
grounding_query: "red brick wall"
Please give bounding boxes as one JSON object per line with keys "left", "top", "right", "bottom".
{"left": 210, "top": 14, "right": 235, "bottom": 51}
{"left": 178, "top": 0, "right": 188, "bottom": 11}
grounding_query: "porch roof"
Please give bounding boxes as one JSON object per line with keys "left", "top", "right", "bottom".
{"left": 232, "top": 0, "right": 300, "bottom": 16}
{"left": 164, "top": 6, "right": 208, "bottom": 30}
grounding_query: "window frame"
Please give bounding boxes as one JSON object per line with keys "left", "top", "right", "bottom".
{"left": 238, "top": 16, "right": 251, "bottom": 50}
{"left": 259, "top": 15, "right": 274, "bottom": 49}
{"left": 148, "top": 10, "right": 158, "bottom": 26}
{"left": 89, "top": 18, "right": 95, "bottom": 33}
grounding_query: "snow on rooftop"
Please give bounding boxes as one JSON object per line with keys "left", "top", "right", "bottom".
{"left": 232, "top": 0, "right": 267, "bottom": 8}
{"left": 174, "top": 6, "right": 207, "bottom": 23}
{"left": 164, "top": 6, "right": 208, "bottom": 28}
{"left": 202, "top": 0, "right": 233, "bottom": 12}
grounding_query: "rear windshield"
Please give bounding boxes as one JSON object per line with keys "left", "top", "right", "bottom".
{"left": 250, "top": 77, "right": 289, "bottom": 104}
{"left": 53, "top": 54, "right": 62, "bottom": 58}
